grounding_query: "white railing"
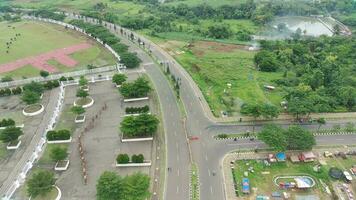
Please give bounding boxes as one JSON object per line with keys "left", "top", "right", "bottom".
{"left": 0, "top": 65, "right": 118, "bottom": 88}
{"left": 2, "top": 84, "right": 65, "bottom": 200}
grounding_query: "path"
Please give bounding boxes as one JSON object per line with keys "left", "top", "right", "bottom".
{"left": 0, "top": 88, "right": 60, "bottom": 196}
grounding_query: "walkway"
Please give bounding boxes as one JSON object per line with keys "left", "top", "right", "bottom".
{"left": 0, "top": 88, "right": 60, "bottom": 196}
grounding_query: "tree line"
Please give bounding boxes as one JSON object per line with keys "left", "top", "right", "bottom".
{"left": 254, "top": 36, "right": 356, "bottom": 117}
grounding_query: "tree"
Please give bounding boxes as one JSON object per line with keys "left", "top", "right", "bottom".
{"left": 206, "top": 23, "right": 232, "bottom": 39}
{"left": 339, "top": 86, "right": 356, "bottom": 111}
{"left": 0, "top": 126, "right": 23, "bottom": 143}
{"left": 285, "top": 125, "right": 315, "bottom": 150}
{"left": 21, "top": 90, "right": 40, "bottom": 105}
{"left": 76, "top": 88, "right": 89, "bottom": 99}
{"left": 27, "top": 170, "right": 55, "bottom": 198}
{"left": 254, "top": 50, "right": 279, "bottom": 72}
{"left": 39, "top": 70, "right": 49, "bottom": 78}
{"left": 261, "top": 103, "right": 280, "bottom": 119}
{"left": 120, "top": 52, "right": 141, "bottom": 68}
{"left": 316, "top": 117, "right": 326, "bottom": 131}
{"left": 116, "top": 154, "right": 130, "bottom": 164}
{"left": 23, "top": 81, "right": 44, "bottom": 95}
{"left": 50, "top": 146, "right": 68, "bottom": 161}
{"left": 258, "top": 124, "right": 287, "bottom": 152}
{"left": 287, "top": 97, "right": 314, "bottom": 120}
{"left": 79, "top": 76, "right": 88, "bottom": 86}
{"left": 112, "top": 73, "right": 127, "bottom": 85}
{"left": 120, "top": 114, "right": 159, "bottom": 137}
{"left": 122, "top": 172, "right": 150, "bottom": 200}
{"left": 71, "top": 106, "right": 85, "bottom": 115}
{"left": 96, "top": 171, "right": 124, "bottom": 200}
{"left": 240, "top": 103, "right": 262, "bottom": 132}
{"left": 120, "top": 77, "right": 151, "bottom": 98}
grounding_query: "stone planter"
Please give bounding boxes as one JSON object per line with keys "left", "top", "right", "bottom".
{"left": 123, "top": 97, "right": 149, "bottom": 102}
{"left": 23, "top": 104, "right": 44, "bottom": 116}
{"left": 116, "top": 160, "right": 152, "bottom": 167}
{"left": 55, "top": 160, "right": 70, "bottom": 171}
{"left": 115, "top": 84, "right": 121, "bottom": 88}
{"left": 124, "top": 112, "right": 151, "bottom": 117}
{"left": 73, "top": 97, "right": 94, "bottom": 108}
{"left": 47, "top": 137, "right": 72, "bottom": 144}
{"left": 7, "top": 140, "right": 21, "bottom": 150}
{"left": 80, "top": 85, "right": 89, "bottom": 91}
{"left": 0, "top": 124, "right": 24, "bottom": 130}
{"left": 75, "top": 115, "right": 86, "bottom": 123}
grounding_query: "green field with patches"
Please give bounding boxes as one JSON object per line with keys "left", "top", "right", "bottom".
{"left": 164, "top": 41, "right": 283, "bottom": 116}
{"left": 0, "top": 20, "right": 116, "bottom": 79}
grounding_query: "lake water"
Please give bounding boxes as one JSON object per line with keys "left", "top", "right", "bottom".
{"left": 271, "top": 16, "right": 334, "bottom": 37}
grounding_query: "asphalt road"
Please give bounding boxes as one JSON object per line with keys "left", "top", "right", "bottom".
{"left": 70, "top": 14, "right": 356, "bottom": 200}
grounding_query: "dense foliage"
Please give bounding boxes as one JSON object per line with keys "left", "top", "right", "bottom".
{"left": 30, "top": 9, "right": 66, "bottom": 21}
{"left": 120, "top": 114, "right": 159, "bottom": 137}
{"left": 27, "top": 170, "right": 55, "bottom": 198}
{"left": 0, "top": 126, "right": 23, "bottom": 143}
{"left": 116, "top": 154, "right": 130, "bottom": 164}
{"left": 50, "top": 146, "right": 68, "bottom": 161}
{"left": 256, "top": 36, "right": 356, "bottom": 115}
{"left": 0, "top": 118, "right": 15, "bottom": 127}
{"left": 96, "top": 171, "right": 150, "bottom": 200}
{"left": 46, "top": 129, "right": 71, "bottom": 141}
{"left": 112, "top": 73, "right": 127, "bottom": 85}
{"left": 119, "top": 77, "right": 151, "bottom": 98}
{"left": 69, "top": 19, "right": 141, "bottom": 68}
{"left": 258, "top": 124, "right": 316, "bottom": 151}
{"left": 125, "top": 105, "right": 150, "bottom": 114}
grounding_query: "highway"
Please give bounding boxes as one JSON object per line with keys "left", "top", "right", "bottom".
{"left": 69, "top": 13, "right": 356, "bottom": 200}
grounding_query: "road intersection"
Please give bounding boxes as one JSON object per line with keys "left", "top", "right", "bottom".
{"left": 59, "top": 13, "right": 356, "bottom": 200}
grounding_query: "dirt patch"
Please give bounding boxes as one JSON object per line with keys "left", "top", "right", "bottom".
{"left": 189, "top": 41, "right": 250, "bottom": 57}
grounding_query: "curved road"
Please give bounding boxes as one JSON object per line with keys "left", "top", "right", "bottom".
{"left": 69, "top": 13, "right": 356, "bottom": 200}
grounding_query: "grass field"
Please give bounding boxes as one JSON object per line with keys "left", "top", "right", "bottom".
{"left": 0, "top": 20, "right": 116, "bottom": 79}
{"left": 159, "top": 40, "right": 283, "bottom": 116}
{"left": 233, "top": 160, "right": 331, "bottom": 199}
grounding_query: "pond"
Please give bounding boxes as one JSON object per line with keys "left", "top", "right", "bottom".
{"left": 271, "top": 16, "right": 333, "bottom": 37}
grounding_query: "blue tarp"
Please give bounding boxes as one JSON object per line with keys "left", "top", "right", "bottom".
{"left": 242, "top": 178, "right": 250, "bottom": 193}
{"left": 276, "top": 152, "right": 286, "bottom": 161}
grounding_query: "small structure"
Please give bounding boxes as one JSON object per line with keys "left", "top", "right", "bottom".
{"left": 350, "top": 165, "right": 356, "bottom": 175}
{"left": 294, "top": 177, "right": 314, "bottom": 189}
{"left": 329, "top": 167, "right": 343, "bottom": 179}
{"left": 242, "top": 178, "right": 250, "bottom": 194}
{"left": 290, "top": 155, "right": 300, "bottom": 163}
{"left": 268, "top": 154, "right": 277, "bottom": 163}
{"left": 256, "top": 195, "right": 270, "bottom": 200}
{"left": 343, "top": 171, "right": 353, "bottom": 182}
{"left": 264, "top": 85, "right": 275, "bottom": 90}
{"left": 276, "top": 152, "right": 286, "bottom": 162}
{"left": 299, "top": 152, "right": 316, "bottom": 162}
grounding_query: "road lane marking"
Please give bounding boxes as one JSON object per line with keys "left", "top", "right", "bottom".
{"left": 176, "top": 142, "right": 179, "bottom": 149}
{"left": 210, "top": 186, "right": 213, "bottom": 194}
{"left": 208, "top": 169, "right": 211, "bottom": 176}
{"left": 177, "top": 169, "right": 180, "bottom": 176}
{"left": 205, "top": 154, "right": 208, "bottom": 161}
{"left": 176, "top": 186, "right": 179, "bottom": 193}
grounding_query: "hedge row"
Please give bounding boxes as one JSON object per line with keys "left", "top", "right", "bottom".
{"left": 125, "top": 105, "right": 149, "bottom": 114}
{"left": 0, "top": 118, "right": 15, "bottom": 127}
{"left": 116, "top": 153, "right": 144, "bottom": 164}
{"left": 46, "top": 129, "right": 71, "bottom": 141}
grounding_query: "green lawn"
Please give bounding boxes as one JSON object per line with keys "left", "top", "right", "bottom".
{"left": 173, "top": 41, "right": 284, "bottom": 116}
{"left": 233, "top": 160, "right": 330, "bottom": 199}
{"left": 32, "top": 187, "right": 59, "bottom": 200}
{"left": 0, "top": 20, "right": 116, "bottom": 79}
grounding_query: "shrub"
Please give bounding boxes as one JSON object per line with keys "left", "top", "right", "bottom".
{"left": 0, "top": 118, "right": 15, "bottom": 127}
{"left": 217, "top": 134, "right": 228, "bottom": 139}
{"left": 71, "top": 106, "right": 85, "bottom": 115}
{"left": 0, "top": 88, "right": 12, "bottom": 97}
{"left": 125, "top": 105, "right": 150, "bottom": 114}
{"left": 23, "top": 81, "right": 44, "bottom": 95}
{"left": 39, "top": 70, "right": 49, "bottom": 78}
{"left": 59, "top": 76, "right": 67, "bottom": 82}
{"left": 46, "top": 129, "right": 71, "bottom": 141}
{"left": 112, "top": 73, "right": 127, "bottom": 85}
{"left": 1, "top": 76, "right": 13, "bottom": 82}
{"left": 50, "top": 146, "right": 68, "bottom": 161}
{"left": 119, "top": 77, "right": 151, "bottom": 98}
{"left": 0, "top": 126, "right": 23, "bottom": 143}
{"left": 116, "top": 154, "right": 130, "bottom": 164}
{"left": 131, "top": 154, "right": 144, "bottom": 163}
{"left": 11, "top": 87, "right": 22, "bottom": 95}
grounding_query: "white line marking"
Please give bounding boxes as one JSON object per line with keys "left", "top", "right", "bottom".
{"left": 205, "top": 154, "right": 208, "bottom": 161}
{"left": 177, "top": 169, "right": 180, "bottom": 176}
{"left": 176, "top": 186, "right": 179, "bottom": 193}
{"left": 210, "top": 186, "right": 213, "bottom": 194}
